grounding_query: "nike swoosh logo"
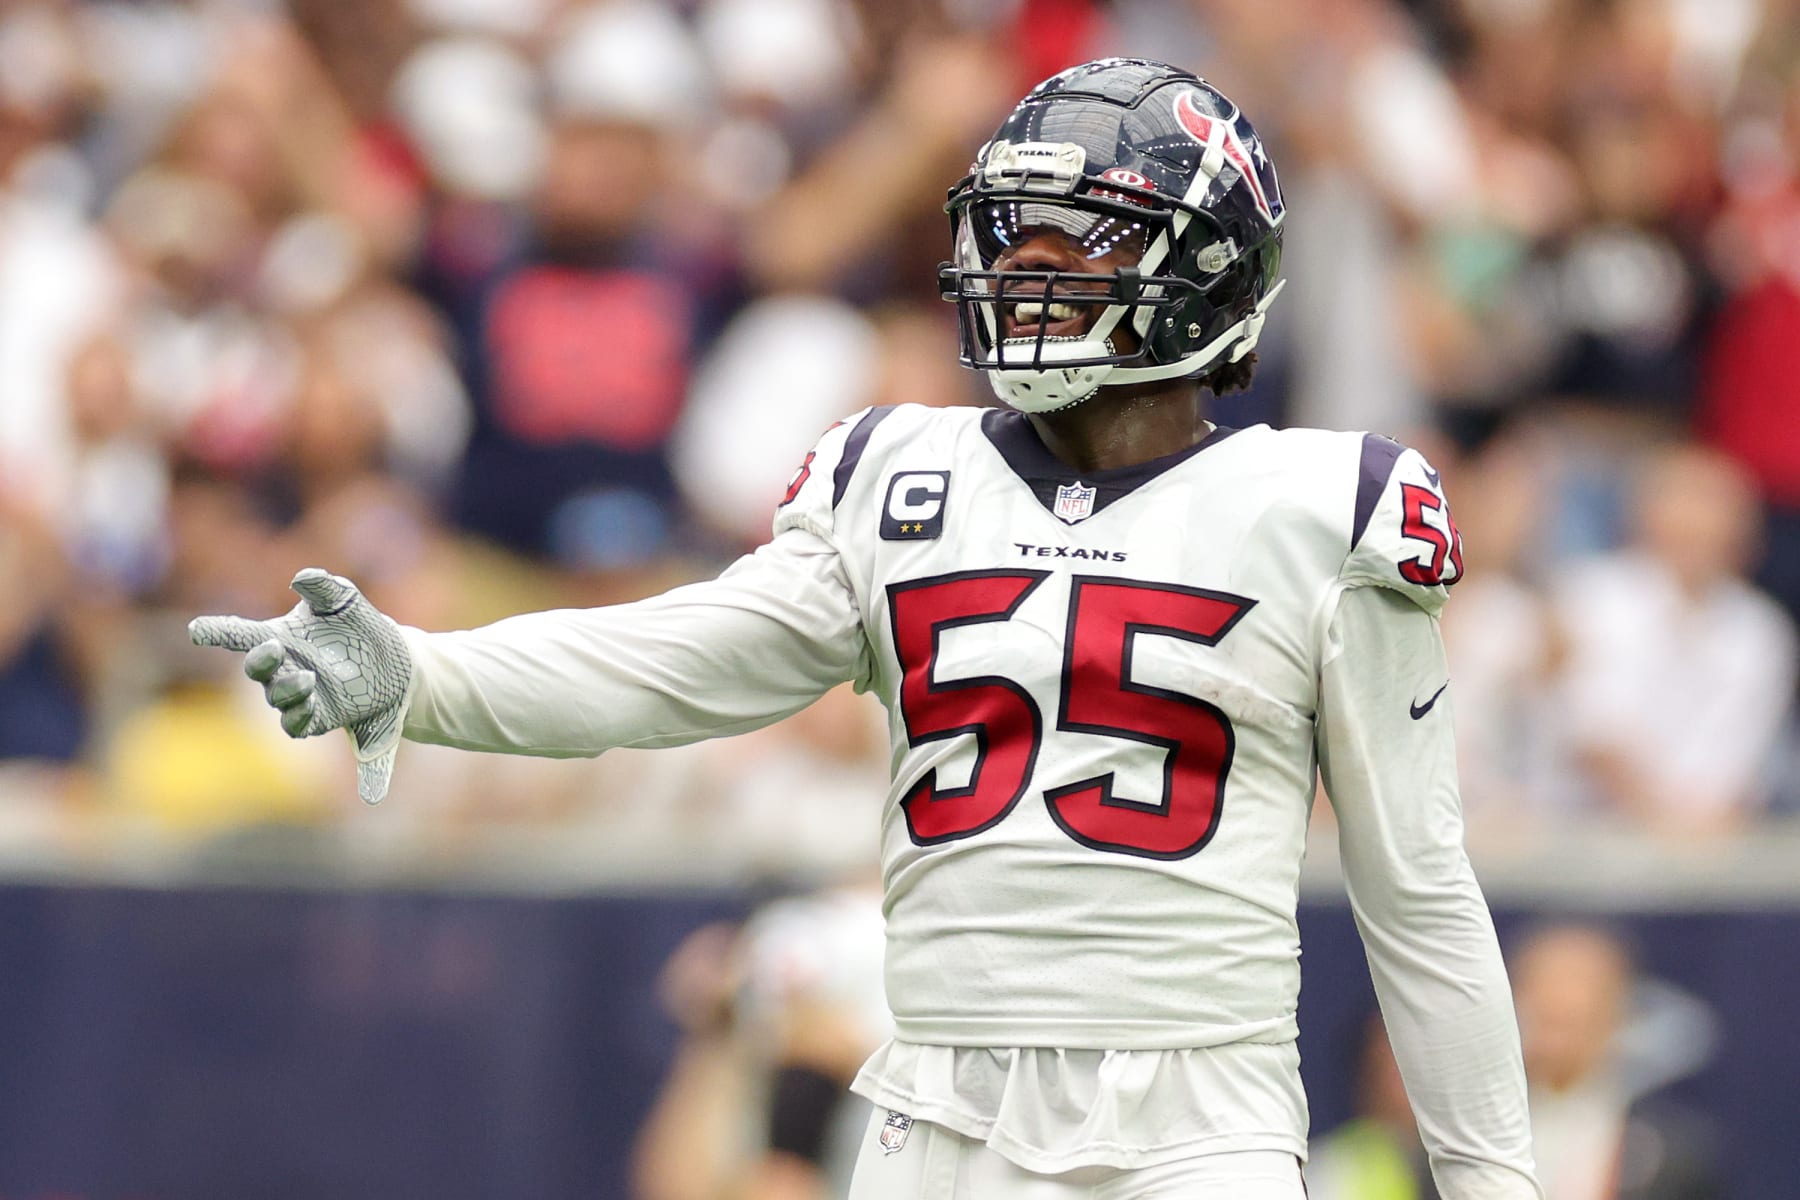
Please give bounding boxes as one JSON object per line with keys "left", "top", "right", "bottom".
{"left": 1410, "top": 682, "right": 1449, "bottom": 720}
{"left": 1422, "top": 464, "right": 1442, "bottom": 487}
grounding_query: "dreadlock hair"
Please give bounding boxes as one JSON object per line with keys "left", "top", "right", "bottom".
{"left": 1200, "top": 352, "right": 1258, "bottom": 399}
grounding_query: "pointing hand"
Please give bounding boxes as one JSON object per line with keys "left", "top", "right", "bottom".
{"left": 189, "top": 568, "right": 413, "bottom": 804}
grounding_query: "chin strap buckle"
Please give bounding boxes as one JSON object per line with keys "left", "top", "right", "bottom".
{"left": 1229, "top": 278, "right": 1285, "bottom": 362}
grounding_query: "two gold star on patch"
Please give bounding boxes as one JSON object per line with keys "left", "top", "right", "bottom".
{"left": 900, "top": 522, "right": 925, "bottom": 533}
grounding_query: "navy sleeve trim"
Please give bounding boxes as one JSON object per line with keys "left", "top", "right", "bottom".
{"left": 832, "top": 406, "right": 896, "bottom": 510}
{"left": 1350, "top": 433, "right": 1405, "bottom": 551}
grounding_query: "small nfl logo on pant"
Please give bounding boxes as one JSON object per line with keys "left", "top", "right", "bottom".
{"left": 1054, "top": 481, "right": 1097, "bottom": 524}
{"left": 879, "top": 1110, "right": 913, "bottom": 1154}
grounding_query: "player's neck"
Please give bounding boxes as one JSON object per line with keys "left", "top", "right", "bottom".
{"left": 1026, "top": 384, "right": 1210, "bottom": 474}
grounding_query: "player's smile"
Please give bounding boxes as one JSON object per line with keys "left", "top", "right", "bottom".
{"left": 1000, "top": 287, "right": 1108, "bottom": 341}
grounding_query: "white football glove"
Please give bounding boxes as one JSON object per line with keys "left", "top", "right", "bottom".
{"left": 189, "top": 568, "right": 413, "bottom": 804}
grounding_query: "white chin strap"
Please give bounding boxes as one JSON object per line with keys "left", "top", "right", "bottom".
{"left": 987, "top": 279, "right": 1286, "bottom": 413}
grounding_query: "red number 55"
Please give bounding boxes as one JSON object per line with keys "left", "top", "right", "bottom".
{"left": 887, "top": 571, "right": 1255, "bottom": 860}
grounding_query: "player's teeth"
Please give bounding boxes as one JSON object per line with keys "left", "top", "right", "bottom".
{"left": 1012, "top": 302, "right": 1080, "bottom": 324}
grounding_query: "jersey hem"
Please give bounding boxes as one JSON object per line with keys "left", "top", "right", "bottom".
{"left": 849, "top": 1074, "right": 1309, "bottom": 1173}
{"left": 887, "top": 1016, "right": 1299, "bottom": 1050}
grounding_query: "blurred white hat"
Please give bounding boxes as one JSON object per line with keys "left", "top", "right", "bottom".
{"left": 390, "top": 37, "right": 546, "bottom": 201}
{"left": 696, "top": 0, "right": 855, "bottom": 110}
{"left": 546, "top": 0, "right": 710, "bottom": 129}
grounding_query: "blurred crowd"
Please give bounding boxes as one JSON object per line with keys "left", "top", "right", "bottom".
{"left": 0, "top": 0, "right": 1797, "bottom": 866}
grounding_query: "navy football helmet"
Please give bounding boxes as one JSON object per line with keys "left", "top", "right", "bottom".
{"left": 939, "top": 59, "right": 1285, "bottom": 412}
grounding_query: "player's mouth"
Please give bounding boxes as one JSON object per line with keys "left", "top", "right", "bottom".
{"left": 1002, "top": 296, "right": 1103, "bottom": 341}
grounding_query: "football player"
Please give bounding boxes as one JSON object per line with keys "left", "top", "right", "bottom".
{"left": 192, "top": 59, "right": 1539, "bottom": 1199}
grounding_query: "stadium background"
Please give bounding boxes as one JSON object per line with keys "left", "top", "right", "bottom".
{"left": 1, "top": 0, "right": 1797, "bottom": 1196}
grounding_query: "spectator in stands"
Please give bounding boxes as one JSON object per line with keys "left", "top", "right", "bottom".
{"left": 1552, "top": 444, "right": 1797, "bottom": 835}
{"left": 102, "top": 468, "right": 335, "bottom": 833}
{"left": 676, "top": 684, "right": 889, "bottom": 878}
{"left": 1525, "top": 2, "right": 1715, "bottom": 414}
{"left": 1700, "top": 41, "right": 1800, "bottom": 629}
{"left": 103, "top": 21, "right": 370, "bottom": 481}
{"left": 737, "top": 18, "right": 1016, "bottom": 302}
{"left": 689, "top": 0, "right": 863, "bottom": 217}
{"left": 0, "top": 51, "right": 124, "bottom": 525}
{"left": 672, "top": 297, "right": 976, "bottom": 551}
{"left": 1704, "top": 272, "right": 1800, "bottom": 631}
{"left": 1513, "top": 923, "right": 1723, "bottom": 1200}
{"left": 1305, "top": 1017, "right": 1435, "bottom": 1200}
{"left": 0, "top": 490, "right": 87, "bottom": 768}
{"left": 1437, "top": 420, "right": 1567, "bottom": 841}
{"left": 635, "top": 876, "right": 888, "bottom": 1200}
{"left": 443, "top": 1, "right": 735, "bottom": 570}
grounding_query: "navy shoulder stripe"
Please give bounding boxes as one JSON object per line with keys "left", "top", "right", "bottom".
{"left": 1350, "top": 433, "right": 1405, "bottom": 551}
{"left": 832, "top": 406, "right": 896, "bottom": 509}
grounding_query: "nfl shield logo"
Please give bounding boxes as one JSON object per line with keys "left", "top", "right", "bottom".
{"left": 1053, "top": 481, "right": 1097, "bottom": 524}
{"left": 879, "top": 1110, "right": 913, "bottom": 1154}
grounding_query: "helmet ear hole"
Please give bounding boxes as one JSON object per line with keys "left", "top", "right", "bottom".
{"left": 1149, "top": 236, "right": 1273, "bottom": 365}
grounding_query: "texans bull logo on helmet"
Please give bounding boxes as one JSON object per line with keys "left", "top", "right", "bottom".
{"left": 1171, "top": 89, "right": 1280, "bottom": 224}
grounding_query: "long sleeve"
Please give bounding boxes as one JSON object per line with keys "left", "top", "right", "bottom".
{"left": 1316, "top": 583, "right": 1542, "bottom": 1200}
{"left": 399, "top": 525, "right": 869, "bottom": 757}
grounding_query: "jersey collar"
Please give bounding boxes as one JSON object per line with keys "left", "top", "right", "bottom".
{"left": 979, "top": 408, "right": 1239, "bottom": 520}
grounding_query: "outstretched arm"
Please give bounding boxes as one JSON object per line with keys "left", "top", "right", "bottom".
{"left": 191, "top": 526, "right": 868, "bottom": 802}
{"left": 191, "top": 413, "right": 879, "bottom": 803}
{"left": 1317, "top": 584, "right": 1541, "bottom": 1200}
{"left": 402, "top": 525, "right": 868, "bottom": 756}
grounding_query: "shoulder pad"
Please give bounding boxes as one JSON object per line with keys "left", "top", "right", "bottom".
{"left": 771, "top": 407, "right": 895, "bottom": 541}
{"left": 1340, "top": 433, "right": 1464, "bottom": 612}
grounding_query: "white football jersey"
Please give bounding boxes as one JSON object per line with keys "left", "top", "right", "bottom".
{"left": 772, "top": 404, "right": 1456, "bottom": 1050}
{"left": 401, "top": 402, "right": 1535, "bottom": 1195}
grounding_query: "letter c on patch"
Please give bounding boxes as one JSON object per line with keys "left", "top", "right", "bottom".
{"left": 880, "top": 471, "right": 950, "bottom": 539}
{"left": 888, "top": 473, "right": 945, "bottom": 520}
